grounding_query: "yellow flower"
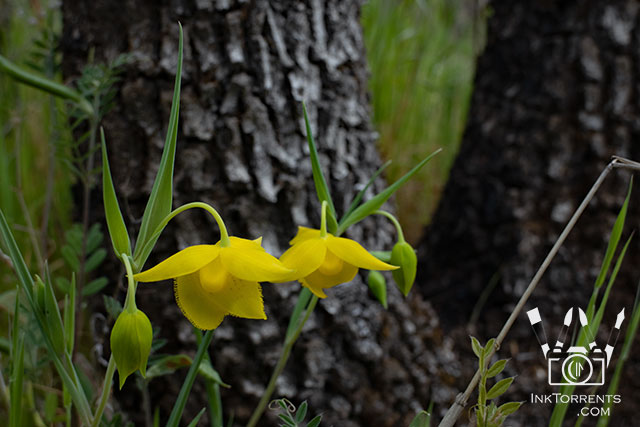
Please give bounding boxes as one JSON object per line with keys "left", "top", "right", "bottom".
{"left": 134, "top": 237, "right": 293, "bottom": 330}
{"left": 280, "top": 227, "right": 397, "bottom": 298}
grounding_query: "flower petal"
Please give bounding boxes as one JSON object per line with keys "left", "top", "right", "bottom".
{"left": 303, "top": 262, "right": 358, "bottom": 298}
{"left": 227, "top": 236, "right": 266, "bottom": 251}
{"left": 213, "top": 277, "right": 266, "bottom": 319}
{"left": 301, "top": 280, "right": 328, "bottom": 298}
{"left": 289, "top": 226, "right": 321, "bottom": 245}
{"left": 220, "top": 246, "right": 294, "bottom": 282}
{"left": 280, "top": 238, "right": 327, "bottom": 279}
{"left": 174, "top": 272, "right": 226, "bottom": 330}
{"left": 135, "top": 245, "right": 220, "bottom": 282}
{"left": 326, "top": 236, "right": 398, "bottom": 271}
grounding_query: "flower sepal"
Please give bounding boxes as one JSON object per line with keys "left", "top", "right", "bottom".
{"left": 110, "top": 308, "right": 153, "bottom": 388}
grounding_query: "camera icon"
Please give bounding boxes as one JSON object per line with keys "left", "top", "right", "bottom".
{"left": 548, "top": 347, "right": 605, "bottom": 386}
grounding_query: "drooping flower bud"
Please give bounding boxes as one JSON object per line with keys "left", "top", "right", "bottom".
{"left": 367, "top": 271, "right": 388, "bottom": 309}
{"left": 110, "top": 308, "right": 153, "bottom": 388}
{"left": 390, "top": 241, "right": 417, "bottom": 297}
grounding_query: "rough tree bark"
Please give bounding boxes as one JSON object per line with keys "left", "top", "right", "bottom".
{"left": 62, "top": 1, "right": 459, "bottom": 426}
{"left": 420, "top": 1, "right": 640, "bottom": 424}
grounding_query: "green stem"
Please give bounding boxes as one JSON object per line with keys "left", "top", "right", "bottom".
{"left": 246, "top": 294, "right": 319, "bottom": 427}
{"left": 166, "top": 330, "right": 215, "bottom": 427}
{"left": 121, "top": 254, "right": 137, "bottom": 312}
{"left": 134, "top": 202, "right": 230, "bottom": 269}
{"left": 374, "top": 210, "right": 405, "bottom": 243}
{"left": 320, "top": 201, "right": 328, "bottom": 238}
{"left": 91, "top": 355, "right": 116, "bottom": 427}
{"left": 196, "top": 330, "right": 224, "bottom": 427}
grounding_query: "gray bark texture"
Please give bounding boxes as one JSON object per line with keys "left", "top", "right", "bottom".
{"left": 419, "top": 1, "right": 640, "bottom": 424}
{"left": 61, "top": 1, "right": 460, "bottom": 426}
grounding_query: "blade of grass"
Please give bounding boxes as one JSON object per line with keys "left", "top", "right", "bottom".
{"left": 596, "top": 284, "right": 640, "bottom": 427}
{"left": 342, "top": 160, "right": 391, "bottom": 221}
{"left": 133, "top": 23, "right": 183, "bottom": 268}
{"left": 337, "top": 148, "right": 441, "bottom": 234}
{"left": 301, "top": 102, "right": 338, "bottom": 233}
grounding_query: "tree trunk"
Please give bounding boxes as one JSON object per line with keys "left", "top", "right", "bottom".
{"left": 61, "top": 1, "right": 459, "bottom": 425}
{"left": 420, "top": 1, "right": 640, "bottom": 424}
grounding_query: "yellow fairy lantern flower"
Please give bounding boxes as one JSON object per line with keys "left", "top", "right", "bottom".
{"left": 280, "top": 226, "right": 397, "bottom": 298}
{"left": 134, "top": 236, "right": 293, "bottom": 330}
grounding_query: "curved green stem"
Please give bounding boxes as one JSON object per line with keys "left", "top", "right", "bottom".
{"left": 374, "top": 210, "right": 405, "bottom": 243}
{"left": 166, "top": 330, "right": 215, "bottom": 427}
{"left": 246, "top": 294, "right": 319, "bottom": 427}
{"left": 320, "top": 201, "right": 329, "bottom": 238}
{"left": 91, "top": 355, "right": 116, "bottom": 427}
{"left": 134, "top": 202, "right": 230, "bottom": 269}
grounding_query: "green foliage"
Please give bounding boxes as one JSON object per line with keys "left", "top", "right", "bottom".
{"left": 270, "top": 398, "right": 323, "bottom": 427}
{"left": 367, "top": 271, "right": 388, "bottom": 308}
{"left": 470, "top": 336, "right": 521, "bottom": 427}
{"left": 362, "top": 0, "right": 485, "bottom": 241}
{"left": 551, "top": 181, "right": 633, "bottom": 425}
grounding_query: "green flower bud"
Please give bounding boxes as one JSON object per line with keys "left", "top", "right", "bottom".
{"left": 390, "top": 241, "right": 417, "bottom": 297}
{"left": 110, "top": 309, "right": 153, "bottom": 388}
{"left": 367, "top": 271, "right": 388, "bottom": 309}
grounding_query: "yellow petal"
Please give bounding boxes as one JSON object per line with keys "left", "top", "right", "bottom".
{"left": 303, "top": 262, "right": 358, "bottom": 297}
{"left": 289, "top": 226, "right": 321, "bottom": 245}
{"left": 227, "top": 236, "right": 265, "bottom": 251}
{"left": 174, "top": 273, "right": 226, "bottom": 330}
{"left": 301, "top": 280, "right": 328, "bottom": 298}
{"left": 220, "top": 246, "right": 294, "bottom": 282}
{"left": 280, "top": 238, "right": 327, "bottom": 278}
{"left": 198, "top": 258, "right": 230, "bottom": 293}
{"left": 213, "top": 277, "right": 266, "bottom": 319}
{"left": 317, "top": 249, "right": 344, "bottom": 275}
{"left": 326, "top": 236, "right": 397, "bottom": 271}
{"left": 134, "top": 245, "right": 220, "bottom": 282}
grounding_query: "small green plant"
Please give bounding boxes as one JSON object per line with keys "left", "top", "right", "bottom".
{"left": 269, "top": 399, "right": 322, "bottom": 427}
{"left": 469, "top": 337, "right": 522, "bottom": 427}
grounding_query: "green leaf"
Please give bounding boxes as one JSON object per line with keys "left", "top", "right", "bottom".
{"left": 103, "top": 295, "right": 123, "bottom": 319}
{"left": 82, "top": 277, "right": 109, "bottom": 296}
{"left": 390, "top": 241, "right": 417, "bottom": 296}
{"left": 9, "top": 334, "right": 24, "bottom": 427}
{"left": 408, "top": 410, "right": 430, "bottom": 427}
{"left": 101, "top": 128, "right": 132, "bottom": 259}
{"left": 146, "top": 355, "right": 192, "bottom": 379}
{"left": 343, "top": 160, "right": 392, "bottom": 220}
{"left": 486, "top": 377, "right": 514, "bottom": 400}
{"left": 55, "top": 277, "right": 71, "bottom": 294}
{"left": 307, "top": 415, "right": 322, "bottom": 427}
{"left": 84, "top": 247, "right": 107, "bottom": 272}
{"left": 470, "top": 336, "right": 482, "bottom": 358}
{"left": 497, "top": 401, "right": 522, "bottom": 417}
{"left": 370, "top": 250, "right": 391, "bottom": 263}
{"left": 198, "top": 360, "right": 231, "bottom": 388}
{"left": 63, "top": 276, "right": 76, "bottom": 353}
{"left": 478, "top": 383, "right": 486, "bottom": 406}
{"left": 594, "top": 178, "right": 631, "bottom": 290}
{"left": 296, "top": 401, "right": 308, "bottom": 423}
{"left": 486, "top": 359, "right": 508, "bottom": 379}
{"left": 86, "top": 223, "right": 104, "bottom": 254}
{"left": 61, "top": 245, "right": 80, "bottom": 271}
{"left": 278, "top": 414, "right": 296, "bottom": 427}
{"left": 133, "top": 24, "right": 183, "bottom": 268}
{"left": 285, "top": 287, "right": 312, "bottom": 341}
{"left": 186, "top": 408, "right": 207, "bottom": 427}
{"left": 337, "top": 148, "right": 441, "bottom": 234}
{"left": 483, "top": 338, "right": 496, "bottom": 357}
{"left": 301, "top": 102, "right": 338, "bottom": 232}
{"left": 0, "top": 54, "right": 93, "bottom": 115}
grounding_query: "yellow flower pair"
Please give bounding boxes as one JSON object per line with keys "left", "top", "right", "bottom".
{"left": 134, "top": 227, "right": 396, "bottom": 330}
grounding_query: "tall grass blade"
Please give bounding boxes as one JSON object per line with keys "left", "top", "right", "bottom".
{"left": 337, "top": 149, "right": 441, "bottom": 234}
{"left": 342, "top": 160, "right": 391, "bottom": 221}
{"left": 302, "top": 102, "right": 338, "bottom": 233}
{"left": 133, "top": 23, "right": 183, "bottom": 268}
